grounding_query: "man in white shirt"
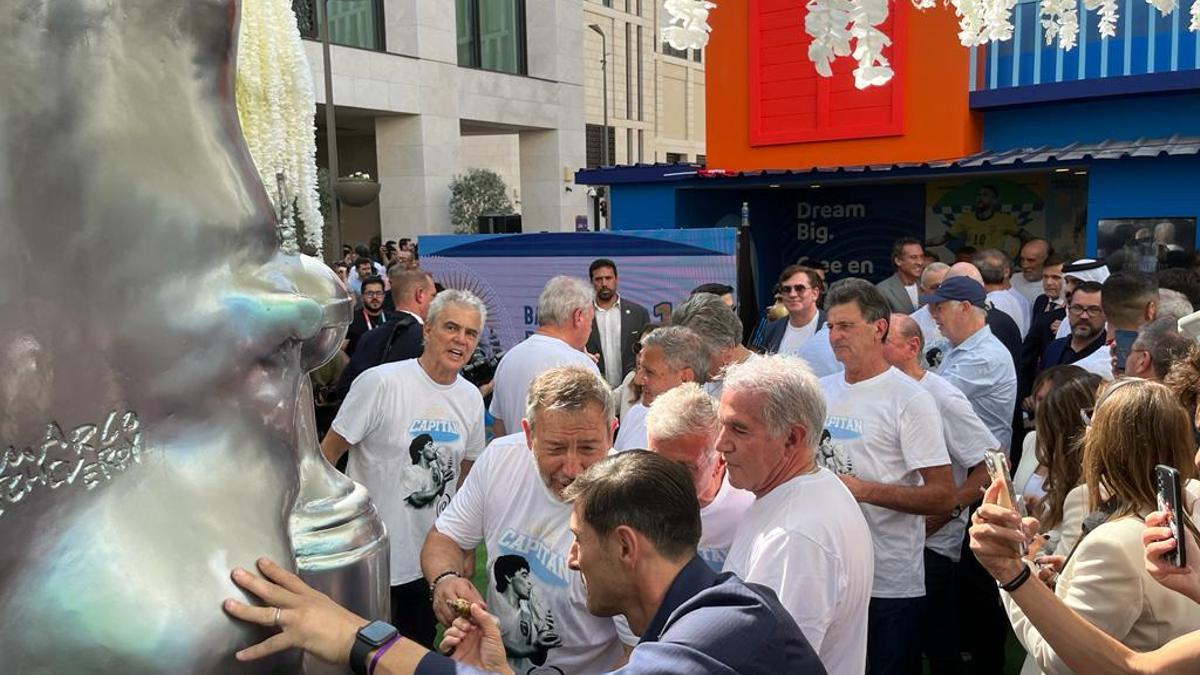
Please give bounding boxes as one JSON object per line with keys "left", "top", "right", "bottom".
{"left": 884, "top": 313, "right": 998, "bottom": 674}
{"left": 817, "top": 278, "right": 955, "bottom": 675}
{"left": 489, "top": 276, "right": 598, "bottom": 437}
{"left": 421, "top": 366, "right": 625, "bottom": 674}
{"left": 757, "top": 265, "right": 825, "bottom": 356}
{"left": 911, "top": 262, "right": 950, "bottom": 350}
{"left": 320, "top": 290, "right": 488, "bottom": 648}
{"left": 585, "top": 259, "right": 651, "bottom": 388}
{"left": 976, "top": 248, "right": 1032, "bottom": 338}
{"left": 614, "top": 326, "right": 710, "bottom": 452}
{"left": 645, "top": 382, "right": 754, "bottom": 570}
{"left": 672, "top": 292, "right": 757, "bottom": 400}
{"left": 718, "top": 353, "right": 874, "bottom": 674}
{"left": 1011, "top": 238, "right": 1052, "bottom": 305}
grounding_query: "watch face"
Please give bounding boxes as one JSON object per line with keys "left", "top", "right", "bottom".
{"left": 359, "top": 620, "right": 398, "bottom": 646}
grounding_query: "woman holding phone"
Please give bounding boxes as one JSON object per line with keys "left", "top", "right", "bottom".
{"left": 977, "top": 378, "right": 1200, "bottom": 674}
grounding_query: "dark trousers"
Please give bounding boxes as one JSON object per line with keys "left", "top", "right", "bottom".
{"left": 921, "top": 549, "right": 965, "bottom": 675}
{"left": 868, "top": 595, "right": 925, "bottom": 675}
{"left": 957, "top": 515, "right": 1009, "bottom": 675}
{"left": 390, "top": 578, "right": 437, "bottom": 649}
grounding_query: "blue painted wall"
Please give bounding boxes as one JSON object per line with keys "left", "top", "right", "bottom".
{"left": 609, "top": 183, "right": 679, "bottom": 231}
{"left": 983, "top": 91, "right": 1200, "bottom": 149}
{"left": 1086, "top": 154, "right": 1200, "bottom": 253}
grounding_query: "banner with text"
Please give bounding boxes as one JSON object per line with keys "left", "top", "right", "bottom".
{"left": 420, "top": 229, "right": 738, "bottom": 352}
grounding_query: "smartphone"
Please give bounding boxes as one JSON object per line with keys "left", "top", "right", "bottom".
{"left": 984, "top": 450, "right": 1027, "bottom": 554}
{"left": 1154, "top": 464, "right": 1188, "bottom": 568}
{"left": 1113, "top": 329, "right": 1139, "bottom": 371}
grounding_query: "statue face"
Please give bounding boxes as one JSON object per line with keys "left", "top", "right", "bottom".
{"left": 0, "top": 2, "right": 385, "bottom": 673}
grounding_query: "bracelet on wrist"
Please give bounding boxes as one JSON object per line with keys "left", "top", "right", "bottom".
{"left": 427, "top": 570, "right": 461, "bottom": 600}
{"left": 999, "top": 563, "right": 1032, "bottom": 593}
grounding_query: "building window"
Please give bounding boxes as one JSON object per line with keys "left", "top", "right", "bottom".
{"left": 603, "top": 0, "right": 612, "bottom": 6}
{"left": 666, "top": 152, "right": 686, "bottom": 163}
{"left": 638, "top": 129, "right": 644, "bottom": 162}
{"left": 625, "top": 23, "right": 632, "bottom": 119}
{"left": 455, "top": 0, "right": 527, "bottom": 75}
{"left": 636, "top": 24, "right": 644, "bottom": 120}
{"left": 626, "top": 129, "right": 634, "bottom": 164}
{"left": 293, "top": 0, "right": 386, "bottom": 51}
{"left": 696, "top": 154, "right": 706, "bottom": 166}
{"left": 586, "top": 124, "right": 616, "bottom": 167}
{"left": 692, "top": 48, "right": 702, "bottom": 63}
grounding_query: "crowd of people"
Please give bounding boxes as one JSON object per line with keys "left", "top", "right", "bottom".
{"left": 222, "top": 240, "right": 1200, "bottom": 675}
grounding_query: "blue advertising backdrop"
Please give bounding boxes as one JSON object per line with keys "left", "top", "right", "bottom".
{"left": 675, "top": 184, "right": 927, "bottom": 308}
{"left": 420, "top": 229, "right": 738, "bottom": 352}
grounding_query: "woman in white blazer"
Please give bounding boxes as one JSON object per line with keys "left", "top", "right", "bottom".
{"left": 997, "top": 379, "right": 1200, "bottom": 674}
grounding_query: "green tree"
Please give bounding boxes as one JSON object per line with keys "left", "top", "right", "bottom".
{"left": 449, "top": 168, "right": 513, "bottom": 234}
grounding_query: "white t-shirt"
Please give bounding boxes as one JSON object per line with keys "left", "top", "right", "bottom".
{"left": 778, "top": 314, "right": 820, "bottom": 356}
{"left": 434, "top": 433, "right": 623, "bottom": 675}
{"left": 918, "top": 371, "right": 997, "bottom": 562}
{"left": 795, "top": 327, "right": 844, "bottom": 378}
{"left": 1010, "top": 274, "right": 1044, "bottom": 305}
{"left": 988, "top": 289, "right": 1030, "bottom": 339}
{"left": 905, "top": 283, "right": 919, "bottom": 308}
{"left": 724, "top": 468, "right": 873, "bottom": 675}
{"left": 1074, "top": 344, "right": 1114, "bottom": 381}
{"left": 489, "top": 334, "right": 599, "bottom": 429}
{"left": 697, "top": 472, "right": 756, "bottom": 570}
{"left": 332, "top": 359, "right": 485, "bottom": 585}
{"left": 613, "top": 402, "right": 648, "bottom": 452}
{"left": 818, "top": 367, "right": 950, "bottom": 599}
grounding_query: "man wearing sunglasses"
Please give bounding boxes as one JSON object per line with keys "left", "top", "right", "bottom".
{"left": 759, "top": 265, "right": 825, "bottom": 356}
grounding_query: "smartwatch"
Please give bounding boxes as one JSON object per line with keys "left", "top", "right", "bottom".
{"left": 350, "top": 620, "right": 399, "bottom": 675}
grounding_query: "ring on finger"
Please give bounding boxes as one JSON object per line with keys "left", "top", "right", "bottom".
{"left": 273, "top": 607, "right": 282, "bottom": 627}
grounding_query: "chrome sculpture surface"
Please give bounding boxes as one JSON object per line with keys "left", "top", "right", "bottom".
{"left": 0, "top": 1, "right": 388, "bottom": 672}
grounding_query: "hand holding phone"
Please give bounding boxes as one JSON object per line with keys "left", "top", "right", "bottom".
{"left": 984, "top": 450, "right": 1028, "bottom": 555}
{"left": 1153, "top": 465, "right": 1187, "bottom": 568}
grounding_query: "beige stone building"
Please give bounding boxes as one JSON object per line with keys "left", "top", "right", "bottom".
{"left": 581, "top": 0, "right": 707, "bottom": 167}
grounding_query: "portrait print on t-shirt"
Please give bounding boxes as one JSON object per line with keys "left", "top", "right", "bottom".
{"left": 492, "top": 554, "right": 563, "bottom": 673}
{"left": 403, "top": 432, "right": 456, "bottom": 511}
{"left": 817, "top": 425, "right": 857, "bottom": 476}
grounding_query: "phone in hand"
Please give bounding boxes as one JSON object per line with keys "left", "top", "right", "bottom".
{"left": 1113, "top": 329, "right": 1139, "bottom": 371}
{"left": 984, "top": 450, "right": 1027, "bottom": 554}
{"left": 1154, "top": 464, "right": 1187, "bottom": 568}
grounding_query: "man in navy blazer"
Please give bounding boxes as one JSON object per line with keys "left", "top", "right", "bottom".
{"left": 757, "top": 264, "right": 826, "bottom": 355}
{"left": 224, "top": 452, "right": 825, "bottom": 675}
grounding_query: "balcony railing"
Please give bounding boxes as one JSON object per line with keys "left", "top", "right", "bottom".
{"left": 292, "top": 0, "right": 385, "bottom": 51}
{"left": 970, "top": 0, "right": 1200, "bottom": 94}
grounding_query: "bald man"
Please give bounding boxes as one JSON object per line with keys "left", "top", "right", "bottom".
{"left": 1011, "top": 239, "right": 1051, "bottom": 305}
{"left": 882, "top": 314, "right": 996, "bottom": 674}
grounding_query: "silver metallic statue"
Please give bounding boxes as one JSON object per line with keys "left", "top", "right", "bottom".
{"left": 0, "top": 2, "right": 389, "bottom": 673}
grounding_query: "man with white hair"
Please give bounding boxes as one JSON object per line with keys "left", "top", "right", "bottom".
{"left": 672, "top": 292, "right": 756, "bottom": 399}
{"left": 646, "top": 382, "right": 754, "bottom": 570}
{"left": 1126, "top": 317, "right": 1195, "bottom": 381}
{"left": 975, "top": 249, "right": 1031, "bottom": 338}
{"left": 719, "top": 354, "right": 873, "bottom": 674}
{"left": 615, "top": 326, "right": 710, "bottom": 452}
{"left": 1011, "top": 238, "right": 1052, "bottom": 304}
{"left": 421, "top": 366, "right": 625, "bottom": 674}
{"left": 320, "top": 290, "right": 488, "bottom": 647}
{"left": 489, "top": 276, "right": 598, "bottom": 437}
{"left": 911, "top": 261, "right": 950, "bottom": 350}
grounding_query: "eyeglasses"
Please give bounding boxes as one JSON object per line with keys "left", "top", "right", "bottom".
{"left": 779, "top": 284, "right": 811, "bottom": 295}
{"left": 1068, "top": 304, "right": 1104, "bottom": 317}
{"left": 362, "top": 291, "right": 385, "bottom": 298}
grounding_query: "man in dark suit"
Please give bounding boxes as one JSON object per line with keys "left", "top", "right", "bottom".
{"left": 1040, "top": 281, "right": 1106, "bottom": 372}
{"left": 875, "top": 237, "right": 925, "bottom": 314}
{"left": 586, "top": 258, "right": 651, "bottom": 387}
{"left": 757, "top": 264, "right": 825, "bottom": 354}
{"left": 223, "top": 453, "right": 825, "bottom": 675}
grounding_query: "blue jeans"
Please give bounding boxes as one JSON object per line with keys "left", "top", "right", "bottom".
{"left": 868, "top": 595, "right": 926, "bottom": 675}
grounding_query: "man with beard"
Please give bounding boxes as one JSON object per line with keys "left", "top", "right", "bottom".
{"left": 1039, "top": 281, "right": 1106, "bottom": 374}
{"left": 344, "top": 275, "right": 398, "bottom": 356}
{"left": 586, "top": 259, "right": 650, "bottom": 388}
{"left": 321, "top": 290, "right": 488, "bottom": 648}
{"left": 421, "top": 366, "right": 626, "bottom": 674}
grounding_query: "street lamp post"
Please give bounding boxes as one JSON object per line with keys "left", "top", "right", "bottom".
{"left": 317, "top": 0, "right": 343, "bottom": 261}
{"left": 588, "top": 23, "right": 608, "bottom": 231}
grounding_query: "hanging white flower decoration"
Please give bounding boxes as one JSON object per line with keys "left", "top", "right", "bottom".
{"left": 663, "top": 0, "right": 717, "bottom": 50}
{"left": 1041, "top": 0, "right": 1080, "bottom": 50}
{"left": 1190, "top": 0, "right": 1200, "bottom": 30}
{"left": 235, "top": 0, "right": 324, "bottom": 256}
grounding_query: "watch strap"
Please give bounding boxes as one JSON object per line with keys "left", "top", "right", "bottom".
{"left": 350, "top": 634, "right": 372, "bottom": 675}
{"left": 999, "top": 563, "right": 1032, "bottom": 593}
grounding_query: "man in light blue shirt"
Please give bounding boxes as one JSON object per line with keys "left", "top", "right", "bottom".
{"left": 926, "top": 277, "right": 1017, "bottom": 452}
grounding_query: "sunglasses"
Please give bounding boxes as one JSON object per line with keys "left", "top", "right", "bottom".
{"left": 779, "top": 284, "right": 812, "bottom": 295}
